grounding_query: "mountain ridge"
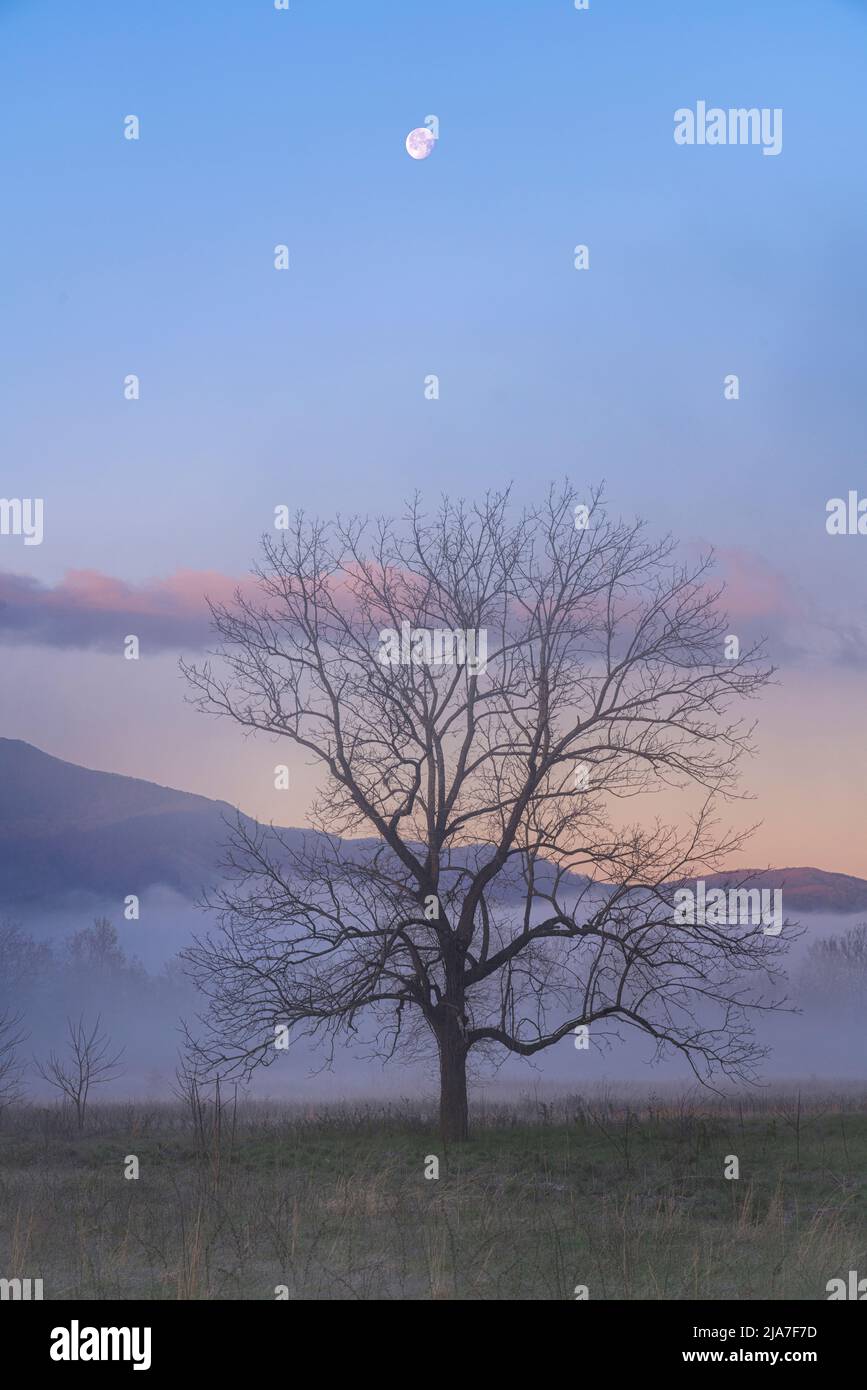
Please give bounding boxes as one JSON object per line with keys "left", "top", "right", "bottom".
{"left": 1, "top": 739, "right": 865, "bottom": 913}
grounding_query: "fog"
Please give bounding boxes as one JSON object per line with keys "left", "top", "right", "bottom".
{"left": 4, "top": 895, "right": 865, "bottom": 1103}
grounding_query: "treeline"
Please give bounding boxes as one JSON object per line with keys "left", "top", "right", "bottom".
{"left": 0, "top": 916, "right": 189, "bottom": 1010}
{"left": 0, "top": 917, "right": 197, "bottom": 1099}
{"left": 797, "top": 922, "right": 867, "bottom": 1008}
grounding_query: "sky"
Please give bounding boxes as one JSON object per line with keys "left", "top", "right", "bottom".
{"left": 1, "top": 0, "right": 866, "bottom": 872}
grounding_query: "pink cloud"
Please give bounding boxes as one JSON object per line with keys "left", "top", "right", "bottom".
{"left": 711, "top": 547, "right": 804, "bottom": 625}
{"left": 0, "top": 547, "right": 858, "bottom": 668}
{"left": 0, "top": 568, "right": 253, "bottom": 652}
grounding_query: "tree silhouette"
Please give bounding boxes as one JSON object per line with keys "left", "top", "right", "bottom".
{"left": 181, "top": 484, "right": 789, "bottom": 1140}
{"left": 0, "top": 1010, "right": 27, "bottom": 1116}
{"left": 66, "top": 918, "right": 127, "bottom": 974}
{"left": 35, "top": 1015, "right": 124, "bottom": 1130}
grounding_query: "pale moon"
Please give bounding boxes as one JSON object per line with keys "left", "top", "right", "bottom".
{"left": 405, "top": 128, "right": 435, "bottom": 160}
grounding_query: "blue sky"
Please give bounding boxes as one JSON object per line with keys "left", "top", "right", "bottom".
{"left": 1, "top": 0, "right": 866, "bottom": 868}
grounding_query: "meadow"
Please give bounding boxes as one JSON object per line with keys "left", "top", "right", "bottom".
{"left": 0, "top": 1086, "right": 864, "bottom": 1301}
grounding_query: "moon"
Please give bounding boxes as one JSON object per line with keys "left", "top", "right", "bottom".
{"left": 405, "top": 128, "right": 435, "bottom": 160}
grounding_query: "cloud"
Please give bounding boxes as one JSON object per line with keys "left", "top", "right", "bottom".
{"left": 0, "top": 568, "right": 247, "bottom": 652}
{"left": 712, "top": 547, "right": 802, "bottom": 625}
{"left": 2, "top": 548, "right": 865, "bottom": 670}
{"left": 707, "top": 546, "right": 867, "bottom": 670}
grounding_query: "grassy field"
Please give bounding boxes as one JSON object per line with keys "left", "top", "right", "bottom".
{"left": 0, "top": 1088, "right": 865, "bottom": 1300}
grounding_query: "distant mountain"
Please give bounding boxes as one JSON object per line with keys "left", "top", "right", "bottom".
{"left": 1, "top": 739, "right": 866, "bottom": 914}
{"left": 0, "top": 738, "right": 290, "bottom": 905}
{"left": 701, "top": 867, "right": 867, "bottom": 914}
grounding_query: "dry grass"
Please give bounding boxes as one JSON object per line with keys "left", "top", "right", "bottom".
{"left": 0, "top": 1085, "right": 865, "bottom": 1300}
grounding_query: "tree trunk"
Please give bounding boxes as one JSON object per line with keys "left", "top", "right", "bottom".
{"left": 437, "top": 1014, "right": 469, "bottom": 1143}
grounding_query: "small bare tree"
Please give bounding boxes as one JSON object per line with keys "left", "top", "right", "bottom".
{"left": 0, "top": 1010, "right": 27, "bottom": 1117}
{"left": 181, "top": 483, "right": 791, "bottom": 1141}
{"left": 35, "top": 1015, "right": 124, "bottom": 1130}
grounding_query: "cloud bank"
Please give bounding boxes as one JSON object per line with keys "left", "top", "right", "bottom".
{"left": 0, "top": 549, "right": 864, "bottom": 667}
{"left": 0, "top": 568, "right": 248, "bottom": 652}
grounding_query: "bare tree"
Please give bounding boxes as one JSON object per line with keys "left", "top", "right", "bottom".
{"left": 0, "top": 1010, "right": 27, "bottom": 1117}
{"left": 35, "top": 1015, "right": 124, "bottom": 1130}
{"left": 66, "top": 917, "right": 127, "bottom": 973}
{"left": 0, "top": 919, "right": 52, "bottom": 1011}
{"left": 181, "top": 483, "right": 790, "bottom": 1141}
